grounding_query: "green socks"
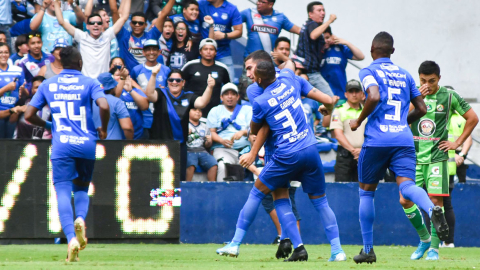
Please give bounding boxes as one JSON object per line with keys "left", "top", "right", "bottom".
{"left": 404, "top": 204, "right": 431, "bottom": 242}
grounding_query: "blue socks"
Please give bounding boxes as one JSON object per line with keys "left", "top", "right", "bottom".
{"left": 232, "top": 186, "right": 266, "bottom": 243}
{"left": 274, "top": 198, "right": 303, "bottom": 248}
{"left": 54, "top": 181, "right": 76, "bottom": 244}
{"left": 311, "top": 196, "right": 342, "bottom": 254}
{"left": 73, "top": 184, "right": 90, "bottom": 221}
{"left": 359, "top": 189, "right": 375, "bottom": 253}
{"left": 399, "top": 181, "right": 434, "bottom": 217}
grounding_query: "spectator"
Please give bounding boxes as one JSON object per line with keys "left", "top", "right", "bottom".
{"left": 0, "top": 31, "right": 7, "bottom": 43}
{"left": 241, "top": 0, "right": 300, "bottom": 58}
{"left": 17, "top": 31, "right": 54, "bottom": 85}
{"left": 329, "top": 79, "right": 366, "bottom": 182}
{"left": 14, "top": 76, "right": 51, "bottom": 139}
{"left": 38, "top": 37, "right": 68, "bottom": 79}
{"left": 29, "top": 0, "right": 84, "bottom": 53}
{"left": 157, "top": 17, "right": 175, "bottom": 64}
{"left": 116, "top": 0, "right": 175, "bottom": 72}
{"left": 12, "top": 0, "right": 34, "bottom": 23}
{"left": 296, "top": 1, "right": 336, "bottom": 96}
{"left": 0, "top": 42, "right": 25, "bottom": 138}
{"left": 170, "top": 0, "right": 201, "bottom": 42}
{"left": 447, "top": 102, "right": 472, "bottom": 184}
{"left": 207, "top": 83, "right": 252, "bottom": 182}
{"left": 167, "top": 21, "right": 200, "bottom": 70}
{"left": 54, "top": 0, "right": 130, "bottom": 78}
{"left": 0, "top": 0, "right": 13, "bottom": 48}
{"left": 199, "top": 0, "right": 242, "bottom": 81}
{"left": 271, "top": 36, "right": 291, "bottom": 67}
{"left": 321, "top": 26, "right": 364, "bottom": 101}
{"left": 93, "top": 72, "right": 134, "bottom": 140}
{"left": 10, "top": 34, "right": 29, "bottom": 66}
{"left": 146, "top": 67, "right": 214, "bottom": 181}
{"left": 182, "top": 38, "right": 229, "bottom": 115}
{"left": 112, "top": 73, "right": 149, "bottom": 140}
{"left": 186, "top": 108, "right": 218, "bottom": 181}
{"left": 10, "top": 18, "right": 32, "bottom": 38}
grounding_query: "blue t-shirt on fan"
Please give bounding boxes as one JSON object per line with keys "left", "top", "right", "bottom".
{"left": 320, "top": 44, "right": 353, "bottom": 100}
{"left": 170, "top": 14, "right": 201, "bottom": 41}
{"left": 0, "top": 65, "right": 25, "bottom": 110}
{"left": 252, "top": 69, "right": 316, "bottom": 157}
{"left": 116, "top": 26, "right": 162, "bottom": 72}
{"left": 359, "top": 57, "right": 421, "bottom": 148}
{"left": 93, "top": 94, "right": 130, "bottom": 140}
{"left": 120, "top": 88, "right": 147, "bottom": 139}
{"left": 198, "top": 0, "right": 242, "bottom": 59}
{"left": 28, "top": 69, "right": 106, "bottom": 160}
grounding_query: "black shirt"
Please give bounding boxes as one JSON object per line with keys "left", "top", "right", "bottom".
{"left": 182, "top": 59, "right": 230, "bottom": 115}
{"left": 150, "top": 88, "right": 199, "bottom": 143}
{"left": 167, "top": 42, "right": 200, "bottom": 70}
{"left": 296, "top": 19, "right": 326, "bottom": 73}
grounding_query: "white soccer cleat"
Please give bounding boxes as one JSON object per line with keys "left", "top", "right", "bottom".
{"left": 329, "top": 251, "right": 347, "bottom": 262}
{"left": 74, "top": 217, "right": 87, "bottom": 250}
{"left": 216, "top": 242, "right": 240, "bottom": 258}
{"left": 66, "top": 238, "right": 80, "bottom": 262}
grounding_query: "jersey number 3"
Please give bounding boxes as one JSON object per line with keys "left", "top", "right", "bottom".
{"left": 50, "top": 101, "right": 88, "bottom": 133}
{"left": 385, "top": 87, "right": 401, "bottom": 121}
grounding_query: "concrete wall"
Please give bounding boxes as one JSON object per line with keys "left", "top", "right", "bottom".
{"left": 230, "top": 0, "right": 480, "bottom": 100}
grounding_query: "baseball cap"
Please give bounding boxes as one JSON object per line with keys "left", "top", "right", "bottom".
{"left": 97, "top": 72, "right": 118, "bottom": 91}
{"left": 346, "top": 79, "right": 362, "bottom": 91}
{"left": 143, "top": 39, "right": 159, "bottom": 49}
{"left": 51, "top": 38, "right": 69, "bottom": 53}
{"left": 199, "top": 38, "right": 217, "bottom": 50}
{"left": 220, "top": 83, "right": 238, "bottom": 96}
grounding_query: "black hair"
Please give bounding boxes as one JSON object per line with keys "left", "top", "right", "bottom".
{"left": 183, "top": 0, "right": 199, "bottom": 8}
{"left": 274, "top": 36, "right": 290, "bottom": 49}
{"left": 164, "top": 17, "right": 174, "bottom": 26}
{"left": 60, "top": 46, "right": 82, "bottom": 70}
{"left": 254, "top": 60, "right": 276, "bottom": 82}
{"left": 244, "top": 50, "right": 272, "bottom": 64}
{"left": 372, "top": 31, "right": 394, "bottom": 56}
{"left": 0, "top": 42, "right": 11, "bottom": 54}
{"left": 418, "top": 61, "right": 441, "bottom": 77}
{"left": 15, "top": 35, "right": 27, "bottom": 53}
{"left": 109, "top": 56, "right": 124, "bottom": 67}
{"left": 168, "top": 69, "right": 184, "bottom": 79}
{"left": 173, "top": 21, "right": 192, "bottom": 47}
{"left": 131, "top": 11, "right": 147, "bottom": 21}
{"left": 268, "top": 0, "right": 276, "bottom": 3}
{"left": 27, "top": 30, "right": 42, "bottom": 42}
{"left": 324, "top": 26, "right": 332, "bottom": 35}
{"left": 307, "top": 1, "right": 323, "bottom": 13}
{"left": 32, "top": 76, "right": 46, "bottom": 84}
{"left": 0, "top": 31, "right": 6, "bottom": 38}
{"left": 87, "top": 14, "right": 103, "bottom": 23}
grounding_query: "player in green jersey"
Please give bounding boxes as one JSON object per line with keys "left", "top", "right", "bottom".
{"left": 400, "top": 61, "right": 478, "bottom": 260}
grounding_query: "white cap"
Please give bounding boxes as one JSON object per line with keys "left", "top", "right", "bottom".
{"left": 199, "top": 38, "right": 217, "bottom": 50}
{"left": 220, "top": 83, "right": 238, "bottom": 96}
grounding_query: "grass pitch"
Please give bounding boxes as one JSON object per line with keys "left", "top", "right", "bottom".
{"left": 0, "top": 244, "right": 479, "bottom": 269}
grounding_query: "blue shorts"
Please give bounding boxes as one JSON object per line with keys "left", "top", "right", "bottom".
{"left": 51, "top": 157, "right": 96, "bottom": 184}
{"left": 259, "top": 144, "right": 325, "bottom": 196}
{"left": 358, "top": 146, "right": 416, "bottom": 184}
{"left": 186, "top": 151, "right": 218, "bottom": 171}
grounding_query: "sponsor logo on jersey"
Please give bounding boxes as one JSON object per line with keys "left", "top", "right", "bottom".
{"left": 406, "top": 213, "right": 416, "bottom": 219}
{"left": 59, "top": 85, "right": 85, "bottom": 91}
{"left": 375, "top": 70, "right": 385, "bottom": 78}
{"left": 181, "top": 99, "right": 189, "bottom": 107}
{"left": 380, "top": 63, "right": 399, "bottom": 71}
{"left": 426, "top": 104, "right": 433, "bottom": 111}
{"left": 380, "top": 125, "right": 388, "bottom": 132}
{"left": 437, "top": 104, "right": 444, "bottom": 112}
{"left": 221, "top": 13, "right": 228, "bottom": 20}
{"left": 268, "top": 97, "right": 278, "bottom": 107}
{"left": 276, "top": 86, "right": 294, "bottom": 100}
{"left": 418, "top": 119, "right": 436, "bottom": 137}
{"left": 58, "top": 77, "right": 79, "bottom": 84}
{"left": 49, "top": 83, "right": 58, "bottom": 92}
{"left": 252, "top": 24, "right": 278, "bottom": 35}
{"left": 326, "top": 57, "right": 341, "bottom": 64}
{"left": 211, "top": 71, "right": 218, "bottom": 78}
{"left": 388, "top": 124, "right": 407, "bottom": 132}
{"left": 271, "top": 83, "right": 287, "bottom": 95}
{"left": 60, "top": 135, "right": 69, "bottom": 143}
{"left": 431, "top": 180, "right": 440, "bottom": 186}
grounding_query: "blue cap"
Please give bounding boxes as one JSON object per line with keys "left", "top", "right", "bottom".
{"left": 97, "top": 72, "right": 118, "bottom": 91}
{"left": 143, "top": 39, "right": 159, "bottom": 49}
{"left": 51, "top": 38, "right": 69, "bottom": 53}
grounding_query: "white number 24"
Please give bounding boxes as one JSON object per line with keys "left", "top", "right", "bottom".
{"left": 50, "top": 101, "right": 87, "bottom": 133}
{"left": 385, "top": 87, "right": 401, "bottom": 121}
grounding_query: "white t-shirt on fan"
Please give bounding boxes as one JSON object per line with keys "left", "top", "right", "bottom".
{"left": 74, "top": 28, "right": 115, "bottom": 78}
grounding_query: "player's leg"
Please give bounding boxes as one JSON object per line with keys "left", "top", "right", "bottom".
{"left": 51, "top": 158, "right": 80, "bottom": 262}
{"left": 399, "top": 165, "right": 431, "bottom": 260}
{"left": 260, "top": 194, "right": 282, "bottom": 243}
{"left": 442, "top": 177, "right": 455, "bottom": 247}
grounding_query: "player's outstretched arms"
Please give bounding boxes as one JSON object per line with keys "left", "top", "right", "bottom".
{"left": 407, "top": 95, "right": 427, "bottom": 124}
{"left": 240, "top": 122, "right": 269, "bottom": 168}
{"left": 96, "top": 97, "right": 110, "bottom": 139}
{"left": 350, "top": 85, "right": 380, "bottom": 131}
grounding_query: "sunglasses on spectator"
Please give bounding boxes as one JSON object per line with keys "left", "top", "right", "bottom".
{"left": 131, "top": 21, "right": 145, "bottom": 26}
{"left": 28, "top": 34, "right": 41, "bottom": 38}
{"left": 88, "top": 21, "right": 103, "bottom": 25}
{"left": 168, "top": 78, "right": 184, "bottom": 83}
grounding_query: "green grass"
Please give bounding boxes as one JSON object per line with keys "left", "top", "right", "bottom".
{"left": 0, "top": 244, "right": 479, "bottom": 269}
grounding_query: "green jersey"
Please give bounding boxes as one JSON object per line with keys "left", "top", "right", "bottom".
{"left": 411, "top": 86, "right": 471, "bottom": 164}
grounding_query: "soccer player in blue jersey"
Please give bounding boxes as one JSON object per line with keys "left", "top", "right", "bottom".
{"left": 217, "top": 56, "right": 345, "bottom": 262}
{"left": 25, "top": 46, "right": 110, "bottom": 262}
{"left": 349, "top": 32, "right": 449, "bottom": 264}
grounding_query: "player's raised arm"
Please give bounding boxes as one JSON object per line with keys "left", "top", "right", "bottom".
{"left": 407, "top": 95, "right": 427, "bottom": 124}
{"left": 54, "top": 0, "right": 76, "bottom": 37}
{"left": 350, "top": 85, "right": 380, "bottom": 131}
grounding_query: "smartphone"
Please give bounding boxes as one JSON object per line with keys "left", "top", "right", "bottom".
{"left": 115, "top": 65, "right": 123, "bottom": 70}
{"left": 13, "top": 77, "right": 18, "bottom": 82}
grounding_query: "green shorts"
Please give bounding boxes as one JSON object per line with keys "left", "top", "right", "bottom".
{"left": 415, "top": 161, "right": 449, "bottom": 196}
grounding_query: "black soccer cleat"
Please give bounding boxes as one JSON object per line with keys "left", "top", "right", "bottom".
{"left": 353, "top": 248, "right": 376, "bottom": 264}
{"left": 283, "top": 245, "right": 308, "bottom": 262}
{"left": 272, "top": 235, "right": 280, "bottom": 245}
{"left": 431, "top": 205, "right": 449, "bottom": 242}
{"left": 275, "top": 238, "right": 292, "bottom": 259}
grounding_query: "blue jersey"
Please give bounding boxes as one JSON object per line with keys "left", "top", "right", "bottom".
{"left": 0, "top": 65, "right": 25, "bottom": 110}
{"left": 198, "top": 0, "right": 242, "bottom": 59}
{"left": 252, "top": 69, "right": 316, "bottom": 156}
{"left": 320, "top": 44, "right": 353, "bottom": 100}
{"left": 93, "top": 94, "right": 130, "bottom": 140}
{"left": 359, "top": 57, "right": 421, "bottom": 147}
{"left": 241, "top": 8, "right": 295, "bottom": 58}
{"left": 170, "top": 14, "right": 201, "bottom": 41}
{"left": 247, "top": 70, "right": 313, "bottom": 157}
{"left": 32, "top": 11, "right": 77, "bottom": 53}
{"left": 29, "top": 69, "right": 106, "bottom": 160}
{"left": 301, "top": 98, "right": 321, "bottom": 129}
{"left": 18, "top": 52, "right": 55, "bottom": 84}
{"left": 116, "top": 26, "right": 162, "bottom": 72}
{"left": 120, "top": 88, "right": 146, "bottom": 139}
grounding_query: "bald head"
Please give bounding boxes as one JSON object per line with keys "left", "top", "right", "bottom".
{"left": 371, "top": 31, "right": 394, "bottom": 58}
{"left": 60, "top": 46, "right": 83, "bottom": 71}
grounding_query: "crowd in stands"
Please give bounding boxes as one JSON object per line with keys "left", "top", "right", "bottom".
{"left": 0, "top": 0, "right": 472, "bottom": 185}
